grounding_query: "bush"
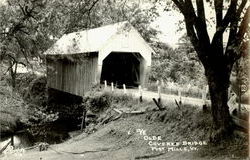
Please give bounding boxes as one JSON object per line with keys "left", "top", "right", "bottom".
{"left": 84, "top": 91, "right": 135, "bottom": 113}
{"left": 85, "top": 93, "right": 111, "bottom": 113}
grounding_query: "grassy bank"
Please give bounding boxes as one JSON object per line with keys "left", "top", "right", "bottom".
{"left": 81, "top": 91, "right": 248, "bottom": 159}
{"left": 0, "top": 65, "right": 29, "bottom": 137}
{"left": 52, "top": 88, "right": 245, "bottom": 159}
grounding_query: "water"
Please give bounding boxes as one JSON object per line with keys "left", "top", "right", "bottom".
{"left": 0, "top": 131, "right": 34, "bottom": 149}
{"left": 0, "top": 120, "right": 79, "bottom": 151}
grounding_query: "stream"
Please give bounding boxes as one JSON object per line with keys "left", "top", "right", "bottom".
{"left": 0, "top": 120, "right": 75, "bottom": 150}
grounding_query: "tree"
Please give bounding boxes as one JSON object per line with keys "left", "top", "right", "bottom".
{"left": 90, "top": 0, "right": 159, "bottom": 42}
{"left": 0, "top": 0, "right": 46, "bottom": 89}
{"left": 37, "top": 0, "right": 159, "bottom": 43}
{"left": 169, "top": 0, "right": 249, "bottom": 141}
{"left": 149, "top": 40, "right": 205, "bottom": 86}
{"left": 1, "top": 0, "right": 159, "bottom": 89}
{"left": 0, "top": 0, "right": 103, "bottom": 88}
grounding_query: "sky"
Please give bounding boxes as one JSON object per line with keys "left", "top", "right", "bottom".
{"left": 140, "top": 1, "right": 186, "bottom": 48}
{"left": 151, "top": 2, "right": 215, "bottom": 48}
{"left": 0, "top": 0, "right": 6, "bottom": 5}
{"left": 152, "top": 10, "right": 185, "bottom": 48}
{"left": 151, "top": 1, "right": 235, "bottom": 48}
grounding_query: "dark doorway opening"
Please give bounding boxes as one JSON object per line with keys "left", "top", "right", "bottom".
{"left": 101, "top": 52, "right": 142, "bottom": 88}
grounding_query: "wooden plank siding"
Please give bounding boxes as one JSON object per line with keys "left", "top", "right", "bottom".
{"left": 47, "top": 53, "right": 98, "bottom": 97}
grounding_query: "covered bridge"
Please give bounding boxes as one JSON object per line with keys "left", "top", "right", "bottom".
{"left": 44, "top": 21, "right": 154, "bottom": 97}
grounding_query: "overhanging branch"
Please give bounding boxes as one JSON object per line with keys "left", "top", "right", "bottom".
{"left": 172, "top": 0, "right": 185, "bottom": 13}
{"left": 172, "top": 0, "right": 208, "bottom": 64}
{"left": 195, "top": 0, "right": 210, "bottom": 46}
{"left": 236, "top": 0, "right": 247, "bottom": 17}
{"left": 237, "top": 5, "right": 250, "bottom": 43}
{"left": 227, "top": 5, "right": 250, "bottom": 63}
{"left": 214, "top": 0, "right": 223, "bottom": 28}
{"left": 196, "top": 0, "right": 206, "bottom": 22}
{"left": 211, "top": 0, "right": 238, "bottom": 53}
{"left": 221, "top": 0, "right": 238, "bottom": 31}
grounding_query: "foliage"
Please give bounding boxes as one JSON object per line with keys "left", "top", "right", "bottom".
{"left": 149, "top": 38, "right": 206, "bottom": 87}
{"left": 40, "top": 0, "right": 159, "bottom": 42}
{"left": 232, "top": 55, "right": 249, "bottom": 93}
{"left": 84, "top": 91, "right": 134, "bottom": 114}
{"left": 0, "top": 65, "right": 58, "bottom": 137}
{"left": 84, "top": 92, "right": 112, "bottom": 114}
{"left": 0, "top": 0, "right": 159, "bottom": 89}
{"left": 89, "top": 0, "right": 160, "bottom": 42}
{"left": 0, "top": 0, "right": 48, "bottom": 88}
{"left": 166, "top": 0, "right": 250, "bottom": 139}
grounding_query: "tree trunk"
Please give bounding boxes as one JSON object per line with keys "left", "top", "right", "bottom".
{"left": 205, "top": 65, "right": 234, "bottom": 142}
{"left": 8, "top": 60, "right": 17, "bottom": 89}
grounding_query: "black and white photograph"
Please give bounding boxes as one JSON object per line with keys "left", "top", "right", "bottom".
{"left": 0, "top": 0, "right": 249, "bottom": 159}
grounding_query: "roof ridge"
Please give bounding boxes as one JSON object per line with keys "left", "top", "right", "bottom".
{"left": 65, "top": 21, "right": 129, "bottom": 36}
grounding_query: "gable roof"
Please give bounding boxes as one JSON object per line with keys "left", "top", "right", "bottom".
{"left": 44, "top": 21, "right": 133, "bottom": 55}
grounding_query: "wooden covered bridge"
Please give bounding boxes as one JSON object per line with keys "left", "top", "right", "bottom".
{"left": 44, "top": 21, "right": 154, "bottom": 97}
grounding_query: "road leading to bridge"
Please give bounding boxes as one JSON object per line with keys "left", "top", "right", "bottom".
{"left": 113, "top": 88, "right": 208, "bottom": 107}
{"left": 111, "top": 88, "right": 250, "bottom": 111}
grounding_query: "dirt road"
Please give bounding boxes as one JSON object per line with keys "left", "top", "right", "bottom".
{"left": 113, "top": 88, "right": 250, "bottom": 111}
{"left": 127, "top": 89, "right": 207, "bottom": 106}
{"left": 1, "top": 116, "right": 203, "bottom": 160}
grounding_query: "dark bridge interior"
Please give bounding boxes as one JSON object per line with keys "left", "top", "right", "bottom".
{"left": 100, "top": 52, "right": 142, "bottom": 88}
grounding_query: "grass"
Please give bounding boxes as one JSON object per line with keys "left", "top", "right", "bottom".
{"left": 145, "top": 105, "right": 212, "bottom": 141}
{"left": 0, "top": 67, "right": 57, "bottom": 139}
{"left": 0, "top": 68, "right": 29, "bottom": 137}
{"left": 84, "top": 91, "right": 135, "bottom": 113}
{"left": 83, "top": 91, "right": 248, "bottom": 159}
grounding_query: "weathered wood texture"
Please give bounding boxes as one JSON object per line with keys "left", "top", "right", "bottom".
{"left": 47, "top": 53, "right": 98, "bottom": 97}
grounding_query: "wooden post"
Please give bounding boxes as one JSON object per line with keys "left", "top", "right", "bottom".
{"left": 157, "top": 85, "right": 162, "bottom": 108}
{"left": 238, "top": 82, "right": 241, "bottom": 114}
{"left": 201, "top": 90, "right": 206, "bottom": 104}
{"left": 236, "top": 60, "right": 241, "bottom": 114}
{"left": 104, "top": 80, "right": 107, "bottom": 90}
{"left": 153, "top": 98, "right": 164, "bottom": 110}
{"left": 158, "top": 85, "right": 161, "bottom": 99}
{"left": 81, "top": 109, "right": 86, "bottom": 132}
{"left": 138, "top": 85, "right": 142, "bottom": 102}
{"left": 202, "top": 85, "right": 207, "bottom": 105}
{"left": 178, "top": 88, "right": 181, "bottom": 98}
{"left": 123, "top": 84, "right": 127, "bottom": 94}
{"left": 178, "top": 87, "right": 182, "bottom": 105}
{"left": 205, "top": 85, "right": 209, "bottom": 93}
{"left": 10, "top": 135, "right": 14, "bottom": 146}
{"left": 160, "top": 79, "right": 164, "bottom": 86}
{"left": 111, "top": 82, "right": 114, "bottom": 92}
{"left": 156, "top": 80, "right": 159, "bottom": 86}
{"left": 197, "top": 89, "right": 200, "bottom": 99}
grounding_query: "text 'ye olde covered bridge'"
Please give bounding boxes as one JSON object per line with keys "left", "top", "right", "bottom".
{"left": 44, "top": 21, "right": 154, "bottom": 97}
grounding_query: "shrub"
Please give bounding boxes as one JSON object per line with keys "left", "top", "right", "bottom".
{"left": 84, "top": 91, "right": 135, "bottom": 113}
{"left": 84, "top": 92, "right": 112, "bottom": 114}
